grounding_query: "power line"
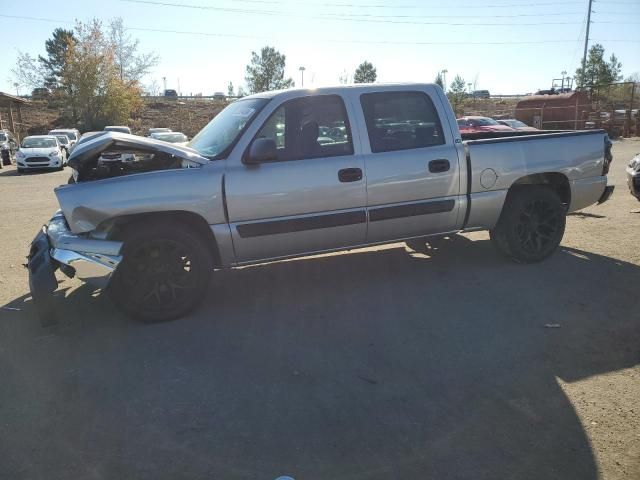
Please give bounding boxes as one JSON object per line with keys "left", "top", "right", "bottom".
{"left": 321, "top": 11, "right": 586, "bottom": 19}
{"left": 122, "top": 0, "right": 588, "bottom": 10}
{"left": 115, "top": 0, "right": 587, "bottom": 26}
{"left": 324, "top": 11, "right": 632, "bottom": 19}
{"left": 211, "top": 0, "right": 585, "bottom": 5}
{"left": 1, "top": 14, "right": 637, "bottom": 46}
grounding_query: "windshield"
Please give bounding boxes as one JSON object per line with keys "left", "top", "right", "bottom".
{"left": 55, "top": 135, "right": 69, "bottom": 144}
{"left": 473, "top": 117, "right": 499, "bottom": 126}
{"left": 153, "top": 132, "right": 187, "bottom": 143}
{"left": 22, "top": 137, "right": 57, "bottom": 148}
{"left": 188, "top": 98, "right": 269, "bottom": 158}
{"left": 104, "top": 126, "right": 131, "bottom": 134}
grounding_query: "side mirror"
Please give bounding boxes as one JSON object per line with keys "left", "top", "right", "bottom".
{"left": 244, "top": 138, "right": 277, "bottom": 164}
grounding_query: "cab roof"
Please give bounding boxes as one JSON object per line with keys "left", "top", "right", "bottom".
{"left": 243, "top": 83, "right": 438, "bottom": 100}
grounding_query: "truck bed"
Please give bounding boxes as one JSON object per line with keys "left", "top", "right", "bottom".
{"left": 460, "top": 129, "right": 605, "bottom": 142}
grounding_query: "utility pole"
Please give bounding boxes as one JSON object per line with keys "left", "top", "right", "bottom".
{"left": 580, "top": 0, "right": 593, "bottom": 87}
{"left": 162, "top": 76, "right": 167, "bottom": 92}
{"left": 442, "top": 69, "right": 448, "bottom": 92}
{"left": 299, "top": 66, "right": 306, "bottom": 87}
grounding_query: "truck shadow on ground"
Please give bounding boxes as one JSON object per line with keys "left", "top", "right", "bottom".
{"left": 1, "top": 236, "right": 638, "bottom": 479}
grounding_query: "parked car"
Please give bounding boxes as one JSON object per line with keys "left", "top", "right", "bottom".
{"left": 148, "top": 127, "right": 172, "bottom": 136}
{"left": 164, "top": 89, "right": 178, "bottom": 98}
{"left": 104, "top": 125, "right": 132, "bottom": 134}
{"left": 626, "top": 152, "right": 640, "bottom": 201}
{"left": 48, "top": 129, "right": 80, "bottom": 149}
{"left": 28, "top": 83, "right": 614, "bottom": 324}
{"left": 15, "top": 135, "right": 65, "bottom": 173}
{"left": 53, "top": 135, "right": 71, "bottom": 163}
{"left": 213, "top": 92, "right": 226, "bottom": 100}
{"left": 497, "top": 119, "right": 539, "bottom": 131}
{"left": 0, "top": 129, "right": 19, "bottom": 167}
{"left": 471, "top": 90, "right": 490, "bottom": 99}
{"left": 457, "top": 116, "right": 515, "bottom": 134}
{"left": 149, "top": 131, "right": 189, "bottom": 146}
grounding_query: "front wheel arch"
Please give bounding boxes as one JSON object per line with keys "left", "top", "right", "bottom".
{"left": 101, "top": 211, "right": 222, "bottom": 267}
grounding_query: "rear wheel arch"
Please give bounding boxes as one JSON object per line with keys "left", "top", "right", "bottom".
{"left": 100, "top": 211, "right": 221, "bottom": 267}
{"left": 509, "top": 172, "right": 571, "bottom": 207}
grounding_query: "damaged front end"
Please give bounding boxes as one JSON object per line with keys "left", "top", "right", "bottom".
{"left": 27, "top": 133, "right": 212, "bottom": 324}
{"left": 68, "top": 131, "right": 208, "bottom": 182}
{"left": 27, "top": 211, "right": 124, "bottom": 325}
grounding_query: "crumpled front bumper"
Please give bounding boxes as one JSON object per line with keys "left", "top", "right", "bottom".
{"left": 27, "top": 212, "right": 123, "bottom": 324}
{"left": 626, "top": 166, "right": 640, "bottom": 200}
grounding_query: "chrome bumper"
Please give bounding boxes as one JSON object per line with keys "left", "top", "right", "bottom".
{"left": 27, "top": 213, "right": 122, "bottom": 325}
{"left": 46, "top": 212, "right": 123, "bottom": 288}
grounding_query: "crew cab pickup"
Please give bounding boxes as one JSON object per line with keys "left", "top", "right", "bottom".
{"left": 27, "top": 84, "right": 614, "bottom": 323}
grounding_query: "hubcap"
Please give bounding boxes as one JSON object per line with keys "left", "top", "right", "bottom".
{"left": 515, "top": 200, "right": 561, "bottom": 255}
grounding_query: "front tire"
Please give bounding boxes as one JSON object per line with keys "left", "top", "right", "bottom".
{"left": 108, "top": 223, "right": 214, "bottom": 322}
{"left": 490, "top": 186, "right": 566, "bottom": 263}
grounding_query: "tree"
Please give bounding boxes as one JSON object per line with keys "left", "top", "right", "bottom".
{"left": 434, "top": 72, "right": 444, "bottom": 89}
{"left": 575, "top": 44, "right": 622, "bottom": 87}
{"left": 146, "top": 78, "right": 161, "bottom": 96}
{"left": 11, "top": 52, "right": 46, "bottom": 90}
{"left": 38, "top": 28, "right": 76, "bottom": 89}
{"left": 338, "top": 70, "right": 350, "bottom": 84}
{"left": 64, "top": 19, "right": 142, "bottom": 129}
{"left": 227, "top": 81, "right": 235, "bottom": 96}
{"left": 447, "top": 75, "right": 467, "bottom": 116}
{"left": 109, "top": 18, "right": 159, "bottom": 82}
{"left": 237, "top": 86, "right": 246, "bottom": 98}
{"left": 354, "top": 61, "right": 377, "bottom": 83}
{"left": 245, "top": 46, "right": 294, "bottom": 94}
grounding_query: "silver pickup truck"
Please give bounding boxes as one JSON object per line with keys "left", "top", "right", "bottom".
{"left": 28, "top": 83, "right": 614, "bottom": 323}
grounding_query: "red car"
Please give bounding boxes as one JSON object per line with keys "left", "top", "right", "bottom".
{"left": 457, "top": 116, "right": 515, "bottom": 134}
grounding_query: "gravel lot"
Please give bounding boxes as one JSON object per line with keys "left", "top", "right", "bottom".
{"left": 1, "top": 140, "right": 639, "bottom": 480}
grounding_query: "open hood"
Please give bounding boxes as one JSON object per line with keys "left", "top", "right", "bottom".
{"left": 67, "top": 131, "right": 209, "bottom": 170}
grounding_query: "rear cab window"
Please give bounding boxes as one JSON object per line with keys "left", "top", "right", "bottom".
{"left": 360, "top": 91, "right": 445, "bottom": 153}
{"left": 252, "top": 94, "right": 354, "bottom": 162}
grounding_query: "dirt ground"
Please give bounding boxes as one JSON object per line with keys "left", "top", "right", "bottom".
{"left": 0, "top": 140, "right": 639, "bottom": 480}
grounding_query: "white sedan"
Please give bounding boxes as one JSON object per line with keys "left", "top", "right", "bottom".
{"left": 15, "top": 135, "right": 65, "bottom": 173}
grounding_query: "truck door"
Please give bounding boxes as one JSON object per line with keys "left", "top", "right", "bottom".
{"left": 356, "top": 89, "right": 462, "bottom": 242}
{"left": 225, "top": 94, "right": 367, "bottom": 263}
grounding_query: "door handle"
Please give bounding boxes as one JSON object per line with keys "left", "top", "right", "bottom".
{"left": 338, "top": 168, "right": 363, "bottom": 182}
{"left": 429, "top": 159, "right": 450, "bottom": 173}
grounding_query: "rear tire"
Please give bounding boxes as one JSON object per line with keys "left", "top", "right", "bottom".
{"left": 108, "top": 223, "right": 214, "bottom": 322}
{"left": 490, "top": 186, "right": 566, "bottom": 263}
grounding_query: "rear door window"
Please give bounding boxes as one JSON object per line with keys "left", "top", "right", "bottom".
{"left": 360, "top": 91, "right": 444, "bottom": 153}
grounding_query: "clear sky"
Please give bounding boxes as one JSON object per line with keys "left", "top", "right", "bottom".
{"left": 0, "top": 0, "right": 638, "bottom": 96}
